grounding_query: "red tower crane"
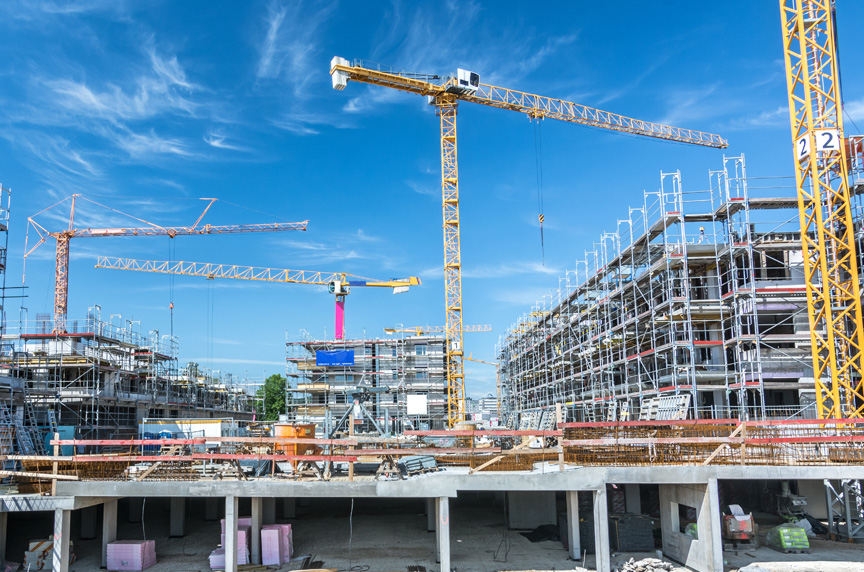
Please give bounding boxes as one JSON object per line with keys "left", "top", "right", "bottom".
{"left": 24, "top": 195, "right": 308, "bottom": 333}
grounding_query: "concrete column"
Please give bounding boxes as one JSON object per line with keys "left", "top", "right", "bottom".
{"left": 250, "top": 497, "right": 262, "bottom": 565}
{"left": 593, "top": 488, "right": 610, "bottom": 572}
{"left": 102, "top": 500, "right": 118, "bottom": 568}
{"left": 436, "top": 497, "right": 450, "bottom": 571}
{"left": 426, "top": 498, "right": 436, "bottom": 532}
{"left": 565, "top": 491, "right": 581, "bottom": 560}
{"left": 170, "top": 497, "right": 186, "bottom": 537}
{"left": 706, "top": 478, "right": 724, "bottom": 572}
{"left": 205, "top": 497, "right": 220, "bottom": 521}
{"left": 282, "top": 497, "right": 296, "bottom": 519}
{"left": 625, "top": 484, "right": 641, "bottom": 514}
{"left": 262, "top": 497, "right": 276, "bottom": 525}
{"left": 127, "top": 497, "right": 143, "bottom": 523}
{"left": 80, "top": 505, "right": 98, "bottom": 539}
{"left": 52, "top": 509, "right": 71, "bottom": 572}
{"left": 225, "top": 496, "right": 239, "bottom": 572}
{"left": 0, "top": 512, "right": 7, "bottom": 563}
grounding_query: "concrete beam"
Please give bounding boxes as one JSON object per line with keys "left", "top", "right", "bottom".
{"left": 565, "top": 491, "right": 580, "bottom": 560}
{"left": 52, "top": 509, "right": 71, "bottom": 572}
{"left": 225, "top": 496, "right": 238, "bottom": 572}
{"left": 436, "top": 496, "right": 450, "bottom": 572}
{"left": 251, "top": 497, "right": 262, "bottom": 565}
{"left": 102, "top": 499, "right": 118, "bottom": 568}
{"left": 169, "top": 497, "right": 186, "bottom": 537}
{"left": 593, "top": 488, "right": 610, "bottom": 572}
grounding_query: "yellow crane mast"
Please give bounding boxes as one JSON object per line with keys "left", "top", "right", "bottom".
{"left": 330, "top": 57, "right": 728, "bottom": 427}
{"left": 780, "top": 0, "right": 864, "bottom": 419}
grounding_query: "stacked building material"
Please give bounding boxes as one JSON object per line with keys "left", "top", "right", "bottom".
{"left": 106, "top": 540, "right": 156, "bottom": 571}
{"left": 210, "top": 518, "right": 253, "bottom": 568}
{"left": 261, "top": 523, "right": 293, "bottom": 565}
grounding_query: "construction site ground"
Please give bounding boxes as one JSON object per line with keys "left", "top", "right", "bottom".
{"left": 5, "top": 496, "right": 864, "bottom": 572}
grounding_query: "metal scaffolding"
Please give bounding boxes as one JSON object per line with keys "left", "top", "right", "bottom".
{"left": 286, "top": 330, "right": 448, "bottom": 434}
{"left": 497, "top": 148, "right": 864, "bottom": 427}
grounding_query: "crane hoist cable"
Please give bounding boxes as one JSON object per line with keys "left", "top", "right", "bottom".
{"left": 532, "top": 115, "right": 546, "bottom": 265}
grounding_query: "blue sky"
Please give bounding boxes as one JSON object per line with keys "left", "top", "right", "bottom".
{"left": 2, "top": 1, "right": 863, "bottom": 397}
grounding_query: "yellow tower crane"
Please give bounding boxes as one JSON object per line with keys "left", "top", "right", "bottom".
{"left": 330, "top": 57, "right": 728, "bottom": 427}
{"left": 95, "top": 257, "right": 420, "bottom": 341}
{"left": 780, "top": 0, "right": 864, "bottom": 419}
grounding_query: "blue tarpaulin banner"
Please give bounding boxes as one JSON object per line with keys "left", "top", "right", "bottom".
{"left": 316, "top": 350, "right": 355, "bottom": 366}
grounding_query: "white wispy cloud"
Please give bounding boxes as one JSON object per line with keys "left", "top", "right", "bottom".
{"left": 656, "top": 84, "right": 722, "bottom": 127}
{"left": 271, "top": 111, "right": 354, "bottom": 135}
{"left": 405, "top": 180, "right": 438, "bottom": 197}
{"left": 108, "top": 126, "right": 193, "bottom": 158}
{"left": 344, "top": 2, "right": 577, "bottom": 115}
{"left": 203, "top": 129, "right": 248, "bottom": 151}
{"left": 255, "top": 1, "right": 335, "bottom": 96}
{"left": 44, "top": 46, "right": 197, "bottom": 122}
{"left": 725, "top": 105, "right": 788, "bottom": 130}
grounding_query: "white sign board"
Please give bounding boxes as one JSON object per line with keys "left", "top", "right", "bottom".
{"left": 406, "top": 394, "right": 428, "bottom": 416}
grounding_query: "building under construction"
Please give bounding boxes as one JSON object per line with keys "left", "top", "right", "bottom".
{"left": 286, "top": 331, "right": 448, "bottom": 433}
{"left": 497, "top": 148, "right": 864, "bottom": 427}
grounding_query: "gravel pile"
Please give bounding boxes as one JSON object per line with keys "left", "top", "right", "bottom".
{"left": 616, "top": 557, "right": 675, "bottom": 572}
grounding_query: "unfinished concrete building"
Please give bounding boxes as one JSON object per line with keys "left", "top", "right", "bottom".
{"left": 497, "top": 149, "right": 864, "bottom": 426}
{"left": 0, "top": 304, "right": 254, "bottom": 451}
{"left": 286, "top": 331, "right": 447, "bottom": 433}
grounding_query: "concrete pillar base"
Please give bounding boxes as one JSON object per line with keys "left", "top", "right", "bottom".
{"left": 251, "top": 497, "right": 262, "bottom": 565}
{"left": 435, "top": 497, "right": 450, "bottom": 571}
{"left": 102, "top": 500, "right": 118, "bottom": 568}
{"left": 169, "top": 497, "right": 186, "bottom": 537}
{"left": 53, "top": 509, "right": 71, "bottom": 572}
{"left": 566, "top": 491, "right": 581, "bottom": 560}
{"left": 593, "top": 488, "right": 611, "bottom": 572}
{"left": 225, "top": 496, "right": 239, "bottom": 572}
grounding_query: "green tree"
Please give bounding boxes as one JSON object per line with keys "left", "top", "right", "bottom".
{"left": 257, "top": 373, "right": 287, "bottom": 421}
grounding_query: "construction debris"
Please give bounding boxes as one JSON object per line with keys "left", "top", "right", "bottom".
{"left": 616, "top": 557, "right": 674, "bottom": 572}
